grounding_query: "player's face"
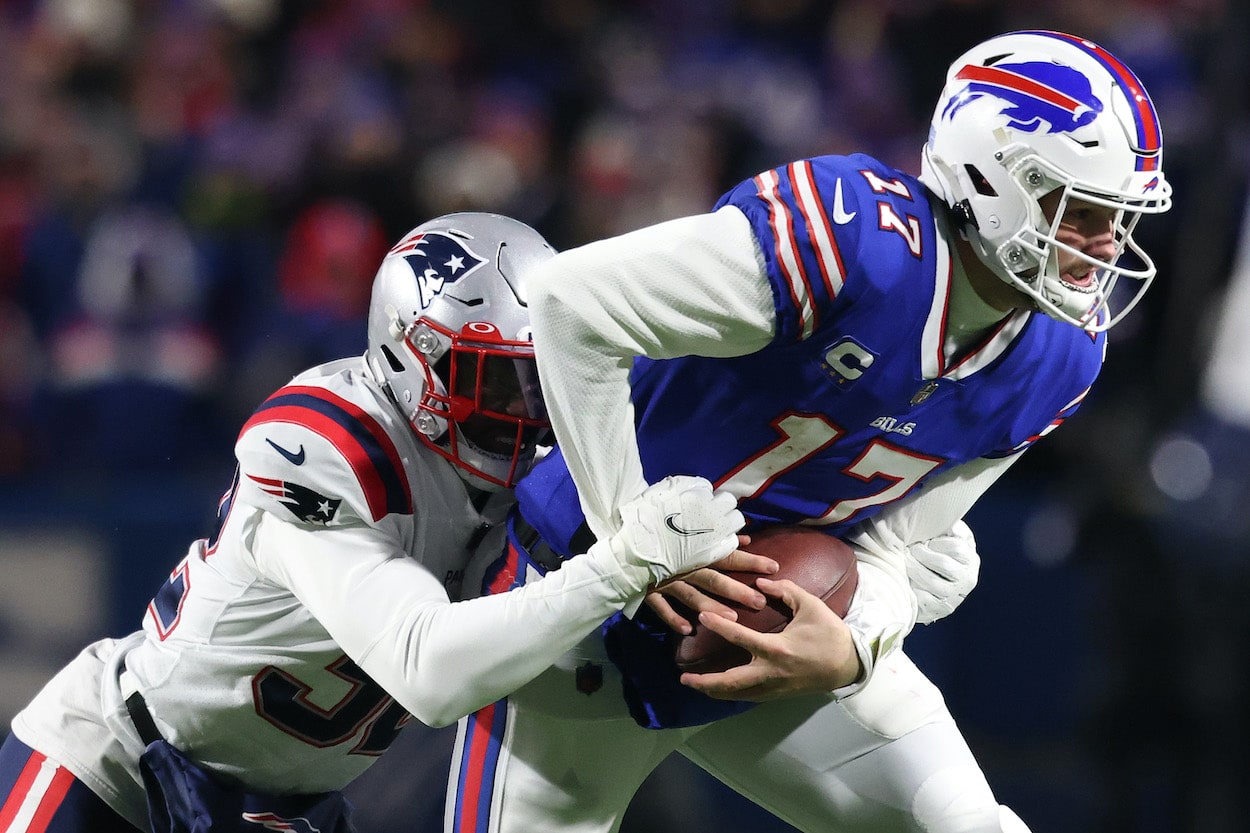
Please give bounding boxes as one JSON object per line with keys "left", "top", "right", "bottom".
{"left": 1040, "top": 191, "right": 1117, "bottom": 292}
{"left": 451, "top": 351, "right": 548, "bottom": 455}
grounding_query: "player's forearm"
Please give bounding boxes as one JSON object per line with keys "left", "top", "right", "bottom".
{"left": 256, "top": 515, "right": 646, "bottom": 728}
{"left": 834, "top": 533, "right": 917, "bottom": 697}
{"left": 529, "top": 207, "right": 774, "bottom": 540}
{"left": 370, "top": 476, "right": 744, "bottom": 725}
{"left": 529, "top": 284, "right": 646, "bottom": 540}
{"left": 362, "top": 546, "right": 649, "bottom": 726}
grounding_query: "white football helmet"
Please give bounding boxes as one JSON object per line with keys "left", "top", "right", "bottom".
{"left": 920, "top": 30, "right": 1172, "bottom": 331}
{"left": 366, "top": 212, "right": 555, "bottom": 490}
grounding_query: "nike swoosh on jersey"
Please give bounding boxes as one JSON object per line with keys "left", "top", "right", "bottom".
{"left": 663, "top": 513, "right": 714, "bottom": 536}
{"left": 265, "top": 438, "right": 306, "bottom": 465}
{"left": 831, "top": 178, "right": 857, "bottom": 224}
{"left": 243, "top": 386, "right": 413, "bottom": 520}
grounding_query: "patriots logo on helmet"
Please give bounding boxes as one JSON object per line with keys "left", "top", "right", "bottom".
{"left": 247, "top": 474, "right": 342, "bottom": 524}
{"left": 943, "top": 60, "right": 1103, "bottom": 134}
{"left": 391, "top": 230, "right": 488, "bottom": 309}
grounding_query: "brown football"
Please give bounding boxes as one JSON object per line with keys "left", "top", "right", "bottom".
{"left": 673, "top": 525, "right": 858, "bottom": 675}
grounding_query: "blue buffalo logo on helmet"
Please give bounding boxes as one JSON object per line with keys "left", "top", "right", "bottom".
{"left": 391, "top": 230, "right": 488, "bottom": 309}
{"left": 942, "top": 60, "right": 1103, "bottom": 135}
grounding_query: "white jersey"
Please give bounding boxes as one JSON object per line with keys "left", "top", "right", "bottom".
{"left": 12, "top": 357, "right": 655, "bottom": 830}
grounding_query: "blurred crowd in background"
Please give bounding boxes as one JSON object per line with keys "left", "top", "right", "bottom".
{"left": 0, "top": 0, "right": 1248, "bottom": 831}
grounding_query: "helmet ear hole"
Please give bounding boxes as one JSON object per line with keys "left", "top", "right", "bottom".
{"left": 966, "top": 165, "right": 997, "bottom": 197}
{"left": 380, "top": 344, "right": 406, "bottom": 374}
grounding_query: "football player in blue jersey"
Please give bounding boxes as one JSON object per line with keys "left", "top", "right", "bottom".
{"left": 448, "top": 31, "right": 1172, "bottom": 833}
{"left": 0, "top": 213, "right": 751, "bottom": 833}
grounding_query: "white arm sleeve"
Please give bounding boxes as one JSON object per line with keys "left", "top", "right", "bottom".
{"left": 529, "top": 206, "right": 775, "bottom": 543}
{"left": 252, "top": 514, "right": 654, "bottom": 728}
{"left": 834, "top": 452, "right": 1021, "bottom": 696}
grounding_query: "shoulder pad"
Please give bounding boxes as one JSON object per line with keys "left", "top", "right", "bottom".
{"left": 235, "top": 383, "right": 414, "bottom": 526}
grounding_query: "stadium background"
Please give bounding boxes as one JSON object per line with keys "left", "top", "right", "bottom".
{"left": 1, "top": 0, "right": 1247, "bottom": 830}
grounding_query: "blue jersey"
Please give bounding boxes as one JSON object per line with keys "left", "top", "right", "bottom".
{"left": 505, "top": 153, "right": 1106, "bottom": 729}
{"left": 519, "top": 153, "right": 1104, "bottom": 553}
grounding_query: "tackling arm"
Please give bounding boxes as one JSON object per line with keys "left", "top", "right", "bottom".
{"left": 252, "top": 476, "right": 743, "bottom": 727}
{"left": 528, "top": 206, "right": 775, "bottom": 543}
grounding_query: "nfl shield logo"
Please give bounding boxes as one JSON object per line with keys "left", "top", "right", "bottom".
{"left": 910, "top": 381, "right": 940, "bottom": 406}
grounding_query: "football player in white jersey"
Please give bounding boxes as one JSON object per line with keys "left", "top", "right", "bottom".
{"left": 0, "top": 212, "right": 750, "bottom": 833}
{"left": 447, "top": 31, "right": 1172, "bottom": 833}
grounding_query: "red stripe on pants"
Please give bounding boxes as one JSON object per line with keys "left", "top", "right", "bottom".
{"left": 459, "top": 702, "right": 498, "bottom": 832}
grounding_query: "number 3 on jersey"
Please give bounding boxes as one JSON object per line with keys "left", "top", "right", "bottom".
{"left": 148, "top": 558, "right": 192, "bottom": 640}
{"left": 147, "top": 558, "right": 409, "bottom": 755}
{"left": 254, "top": 656, "right": 410, "bottom": 756}
{"left": 716, "top": 412, "right": 943, "bottom": 525}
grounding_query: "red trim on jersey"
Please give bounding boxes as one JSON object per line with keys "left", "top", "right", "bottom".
{"left": 486, "top": 543, "right": 522, "bottom": 595}
{"left": 791, "top": 160, "right": 844, "bottom": 305}
{"left": 755, "top": 170, "right": 812, "bottom": 337}
{"left": 945, "top": 314, "right": 1014, "bottom": 376}
{"left": 242, "top": 386, "right": 412, "bottom": 522}
{"left": 147, "top": 559, "right": 192, "bottom": 641}
{"left": 714, "top": 411, "right": 843, "bottom": 499}
{"left": 0, "top": 752, "right": 42, "bottom": 829}
{"left": 783, "top": 162, "right": 819, "bottom": 324}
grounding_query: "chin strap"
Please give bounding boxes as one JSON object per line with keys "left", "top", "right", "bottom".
{"left": 953, "top": 199, "right": 979, "bottom": 231}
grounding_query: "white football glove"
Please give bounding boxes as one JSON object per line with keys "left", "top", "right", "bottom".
{"left": 906, "top": 519, "right": 980, "bottom": 625}
{"left": 597, "top": 475, "right": 744, "bottom": 592}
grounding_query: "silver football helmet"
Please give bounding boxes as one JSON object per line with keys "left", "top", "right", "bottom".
{"left": 366, "top": 212, "right": 555, "bottom": 490}
{"left": 920, "top": 30, "right": 1172, "bottom": 331}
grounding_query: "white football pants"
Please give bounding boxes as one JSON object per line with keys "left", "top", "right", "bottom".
{"left": 445, "top": 640, "right": 1028, "bottom": 833}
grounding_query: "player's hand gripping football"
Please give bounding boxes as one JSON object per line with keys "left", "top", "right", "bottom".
{"left": 678, "top": 579, "right": 862, "bottom": 701}
{"left": 604, "top": 475, "right": 746, "bottom": 589}
{"left": 645, "top": 545, "right": 780, "bottom": 635}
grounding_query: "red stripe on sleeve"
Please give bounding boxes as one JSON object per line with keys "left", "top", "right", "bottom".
{"left": 0, "top": 751, "right": 45, "bottom": 829}
{"left": 755, "top": 171, "right": 810, "bottom": 336}
{"left": 791, "top": 159, "right": 842, "bottom": 304}
{"left": 26, "top": 767, "right": 75, "bottom": 833}
{"left": 246, "top": 404, "right": 391, "bottom": 519}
